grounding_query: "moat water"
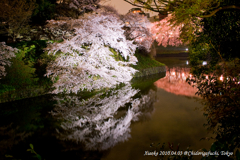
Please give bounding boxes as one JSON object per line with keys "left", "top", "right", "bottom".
{"left": 0, "top": 57, "right": 214, "bottom": 160}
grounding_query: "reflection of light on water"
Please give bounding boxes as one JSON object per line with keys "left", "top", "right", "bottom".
{"left": 155, "top": 66, "right": 240, "bottom": 97}
{"left": 154, "top": 67, "right": 199, "bottom": 97}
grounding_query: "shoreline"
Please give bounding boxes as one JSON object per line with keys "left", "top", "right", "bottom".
{"left": 0, "top": 66, "right": 166, "bottom": 103}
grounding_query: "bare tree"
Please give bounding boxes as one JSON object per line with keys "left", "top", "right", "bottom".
{"left": 0, "top": 0, "right": 36, "bottom": 42}
{"left": 123, "top": 0, "right": 171, "bottom": 20}
{"left": 69, "top": 0, "right": 100, "bottom": 11}
{"left": 57, "top": 0, "right": 101, "bottom": 13}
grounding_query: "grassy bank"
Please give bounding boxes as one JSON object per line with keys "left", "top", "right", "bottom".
{"left": 131, "top": 51, "right": 165, "bottom": 70}
{"left": 131, "top": 51, "right": 165, "bottom": 77}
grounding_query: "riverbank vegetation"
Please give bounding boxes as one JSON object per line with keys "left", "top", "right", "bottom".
{"left": 131, "top": 50, "right": 164, "bottom": 71}
{"left": 125, "top": 0, "right": 240, "bottom": 159}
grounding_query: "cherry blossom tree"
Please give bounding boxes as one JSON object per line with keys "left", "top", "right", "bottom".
{"left": 124, "top": 0, "right": 233, "bottom": 44}
{"left": 150, "top": 14, "right": 203, "bottom": 47}
{"left": 150, "top": 14, "right": 183, "bottom": 47}
{"left": 0, "top": 42, "right": 18, "bottom": 79}
{"left": 122, "top": 13, "right": 153, "bottom": 52}
{"left": 58, "top": 0, "right": 101, "bottom": 14}
{"left": 44, "top": 11, "right": 138, "bottom": 94}
{"left": 69, "top": 0, "right": 100, "bottom": 12}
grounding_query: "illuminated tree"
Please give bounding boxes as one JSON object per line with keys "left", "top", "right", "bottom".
{"left": 44, "top": 12, "right": 138, "bottom": 94}
{"left": 124, "top": 0, "right": 240, "bottom": 43}
{"left": 122, "top": 12, "right": 153, "bottom": 52}
{"left": 150, "top": 14, "right": 183, "bottom": 47}
{"left": 56, "top": 0, "right": 101, "bottom": 17}
{"left": 0, "top": 42, "right": 18, "bottom": 79}
{"left": 68, "top": 0, "right": 100, "bottom": 12}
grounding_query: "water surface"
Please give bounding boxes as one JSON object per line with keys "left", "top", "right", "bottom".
{"left": 0, "top": 57, "right": 214, "bottom": 160}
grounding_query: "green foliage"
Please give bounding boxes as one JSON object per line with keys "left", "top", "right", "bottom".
{"left": 27, "top": 144, "right": 42, "bottom": 160}
{"left": 2, "top": 56, "right": 38, "bottom": 88}
{"left": 8, "top": 40, "right": 55, "bottom": 83}
{"left": 9, "top": 40, "right": 48, "bottom": 64}
{"left": 191, "top": 0, "right": 240, "bottom": 66}
{"left": 131, "top": 50, "right": 164, "bottom": 71}
{"left": 188, "top": 37, "right": 217, "bottom": 76}
{"left": 53, "top": 76, "right": 59, "bottom": 83}
{"left": 0, "top": 84, "right": 15, "bottom": 95}
{"left": 187, "top": 58, "right": 240, "bottom": 160}
{"left": 4, "top": 143, "right": 44, "bottom": 160}
{"left": 109, "top": 47, "right": 127, "bottom": 62}
{"left": 188, "top": 1, "right": 240, "bottom": 75}
{"left": 31, "top": 0, "right": 56, "bottom": 25}
{"left": 1, "top": 40, "right": 53, "bottom": 89}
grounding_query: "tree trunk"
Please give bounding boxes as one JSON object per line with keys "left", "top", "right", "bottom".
{"left": 12, "top": 34, "right": 16, "bottom": 43}
{"left": 158, "top": 12, "right": 168, "bottom": 21}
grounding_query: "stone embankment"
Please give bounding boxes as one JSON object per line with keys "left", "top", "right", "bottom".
{"left": 134, "top": 66, "right": 166, "bottom": 77}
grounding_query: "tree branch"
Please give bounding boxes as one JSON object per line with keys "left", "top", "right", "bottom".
{"left": 153, "top": 0, "right": 160, "bottom": 12}
{"left": 124, "top": 0, "right": 165, "bottom": 12}
{"left": 200, "top": 5, "right": 240, "bottom": 18}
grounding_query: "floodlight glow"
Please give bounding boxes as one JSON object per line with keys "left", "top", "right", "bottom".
{"left": 202, "top": 61, "right": 207, "bottom": 65}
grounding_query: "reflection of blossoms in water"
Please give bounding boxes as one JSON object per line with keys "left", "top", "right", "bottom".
{"left": 154, "top": 67, "right": 199, "bottom": 97}
{"left": 131, "top": 89, "right": 157, "bottom": 121}
{"left": 51, "top": 84, "right": 156, "bottom": 150}
{"left": 0, "top": 123, "right": 32, "bottom": 156}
